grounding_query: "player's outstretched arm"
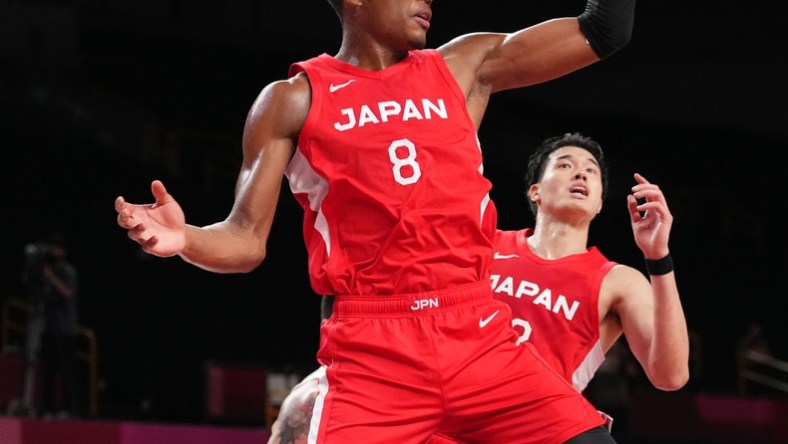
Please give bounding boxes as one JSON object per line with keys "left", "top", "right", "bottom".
{"left": 115, "top": 75, "right": 310, "bottom": 274}
{"left": 613, "top": 173, "right": 689, "bottom": 390}
{"left": 439, "top": 0, "right": 636, "bottom": 110}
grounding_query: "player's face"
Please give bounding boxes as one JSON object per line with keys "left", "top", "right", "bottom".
{"left": 532, "top": 146, "right": 604, "bottom": 217}
{"left": 363, "top": 0, "right": 433, "bottom": 50}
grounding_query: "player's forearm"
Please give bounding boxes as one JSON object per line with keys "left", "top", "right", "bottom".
{"left": 178, "top": 222, "right": 266, "bottom": 273}
{"left": 646, "top": 273, "right": 690, "bottom": 390}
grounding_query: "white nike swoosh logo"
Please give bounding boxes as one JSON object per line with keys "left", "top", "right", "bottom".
{"left": 329, "top": 79, "right": 356, "bottom": 93}
{"left": 479, "top": 310, "right": 500, "bottom": 328}
{"left": 493, "top": 252, "right": 519, "bottom": 259}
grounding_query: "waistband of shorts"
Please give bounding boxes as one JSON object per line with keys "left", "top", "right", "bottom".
{"left": 333, "top": 280, "right": 492, "bottom": 315}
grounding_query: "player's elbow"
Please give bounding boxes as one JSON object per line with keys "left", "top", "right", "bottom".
{"left": 219, "top": 241, "right": 266, "bottom": 274}
{"left": 238, "top": 246, "right": 266, "bottom": 273}
{"left": 651, "top": 367, "right": 690, "bottom": 391}
{"left": 230, "top": 224, "right": 269, "bottom": 273}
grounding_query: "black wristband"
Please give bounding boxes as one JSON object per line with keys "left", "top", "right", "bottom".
{"left": 645, "top": 254, "right": 673, "bottom": 276}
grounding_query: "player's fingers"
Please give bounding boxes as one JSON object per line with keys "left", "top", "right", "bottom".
{"left": 637, "top": 201, "right": 673, "bottom": 223}
{"left": 151, "top": 180, "right": 171, "bottom": 205}
{"left": 631, "top": 184, "right": 666, "bottom": 206}
{"left": 126, "top": 223, "right": 147, "bottom": 242}
{"left": 633, "top": 172, "right": 650, "bottom": 184}
{"left": 626, "top": 194, "right": 641, "bottom": 223}
{"left": 140, "top": 236, "right": 160, "bottom": 254}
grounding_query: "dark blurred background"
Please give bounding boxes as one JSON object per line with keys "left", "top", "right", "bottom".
{"left": 1, "top": 0, "right": 787, "bottom": 440}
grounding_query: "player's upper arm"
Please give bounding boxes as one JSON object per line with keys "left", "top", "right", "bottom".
{"left": 604, "top": 265, "right": 654, "bottom": 359}
{"left": 227, "top": 75, "right": 311, "bottom": 248}
{"left": 441, "top": 18, "right": 599, "bottom": 96}
{"left": 481, "top": 18, "right": 600, "bottom": 93}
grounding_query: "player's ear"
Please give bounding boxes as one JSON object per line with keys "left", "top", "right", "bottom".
{"left": 528, "top": 184, "right": 540, "bottom": 205}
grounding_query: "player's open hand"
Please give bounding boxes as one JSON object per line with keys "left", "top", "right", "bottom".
{"left": 115, "top": 180, "right": 186, "bottom": 257}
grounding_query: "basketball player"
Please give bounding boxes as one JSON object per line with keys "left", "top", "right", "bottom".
{"left": 115, "top": 0, "right": 636, "bottom": 442}
{"left": 490, "top": 133, "right": 689, "bottom": 433}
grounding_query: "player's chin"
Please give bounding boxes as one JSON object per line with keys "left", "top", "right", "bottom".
{"left": 409, "top": 37, "right": 427, "bottom": 50}
{"left": 404, "top": 29, "right": 428, "bottom": 50}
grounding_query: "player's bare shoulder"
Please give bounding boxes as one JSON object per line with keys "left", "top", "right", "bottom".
{"left": 244, "top": 74, "right": 312, "bottom": 144}
{"left": 438, "top": 33, "right": 507, "bottom": 94}
{"left": 601, "top": 264, "right": 652, "bottom": 309}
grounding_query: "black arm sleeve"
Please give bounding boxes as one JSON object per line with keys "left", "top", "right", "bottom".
{"left": 577, "top": 0, "right": 636, "bottom": 59}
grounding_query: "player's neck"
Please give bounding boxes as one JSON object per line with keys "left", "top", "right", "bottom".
{"left": 527, "top": 217, "right": 590, "bottom": 259}
{"left": 335, "top": 36, "right": 411, "bottom": 70}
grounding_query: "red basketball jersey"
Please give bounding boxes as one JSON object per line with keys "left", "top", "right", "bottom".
{"left": 491, "top": 228, "right": 617, "bottom": 391}
{"left": 287, "top": 51, "right": 496, "bottom": 296}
